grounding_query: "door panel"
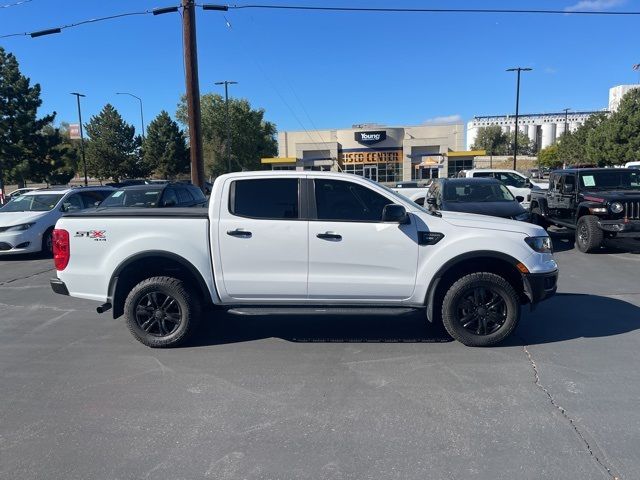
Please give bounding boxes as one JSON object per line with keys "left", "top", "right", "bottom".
{"left": 308, "top": 178, "right": 419, "bottom": 301}
{"left": 309, "top": 221, "right": 419, "bottom": 300}
{"left": 217, "top": 178, "right": 308, "bottom": 299}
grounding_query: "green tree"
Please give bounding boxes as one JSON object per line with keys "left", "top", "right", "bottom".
{"left": 0, "top": 47, "right": 55, "bottom": 188}
{"left": 507, "top": 131, "right": 536, "bottom": 156}
{"left": 471, "top": 125, "right": 509, "bottom": 156}
{"left": 537, "top": 144, "right": 561, "bottom": 168}
{"left": 143, "top": 111, "right": 189, "bottom": 179}
{"left": 176, "top": 94, "right": 277, "bottom": 176}
{"left": 26, "top": 124, "right": 77, "bottom": 185}
{"left": 85, "top": 104, "right": 147, "bottom": 182}
{"left": 592, "top": 89, "right": 640, "bottom": 165}
{"left": 557, "top": 113, "right": 608, "bottom": 166}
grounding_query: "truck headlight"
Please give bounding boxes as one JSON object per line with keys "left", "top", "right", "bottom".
{"left": 610, "top": 202, "right": 623, "bottom": 214}
{"left": 525, "top": 236, "right": 553, "bottom": 253}
{"left": 6, "top": 222, "right": 35, "bottom": 232}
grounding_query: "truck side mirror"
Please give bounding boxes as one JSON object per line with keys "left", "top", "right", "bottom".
{"left": 525, "top": 178, "right": 532, "bottom": 187}
{"left": 516, "top": 196, "right": 525, "bottom": 203}
{"left": 163, "top": 199, "right": 176, "bottom": 207}
{"left": 563, "top": 184, "right": 574, "bottom": 194}
{"left": 381, "top": 204, "right": 409, "bottom": 224}
{"left": 426, "top": 197, "right": 437, "bottom": 206}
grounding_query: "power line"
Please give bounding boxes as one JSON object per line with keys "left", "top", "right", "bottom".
{"left": 0, "top": 0, "right": 32, "bottom": 9}
{"left": 224, "top": 4, "right": 640, "bottom": 15}
{"left": 0, "top": 8, "right": 161, "bottom": 39}
{"left": 4, "top": 3, "right": 640, "bottom": 38}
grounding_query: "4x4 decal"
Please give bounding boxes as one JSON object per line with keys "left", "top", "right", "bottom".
{"left": 75, "top": 230, "right": 107, "bottom": 241}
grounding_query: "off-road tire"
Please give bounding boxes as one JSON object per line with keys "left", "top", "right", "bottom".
{"left": 530, "top": 210, "right": 549, "bottom": 229}
{"left": 575, "top": 215, "right": 603, "bottom": 253}
{"left": 124, "top": 276, "right": 201, "bottom": 348}
{"left": 41, "top": 227, "right": 54, "bottom": 255}
{"left": 441, "top": 272, "right": 520, "bottom": 347}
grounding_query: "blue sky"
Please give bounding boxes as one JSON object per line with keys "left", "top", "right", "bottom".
{"left": 1, "top": 0, "right": 640, "bottom": 136}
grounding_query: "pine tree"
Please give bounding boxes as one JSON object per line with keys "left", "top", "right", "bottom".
{"left": 0, "top": 47, "right": 55, "bottom": 188}
{"left": 84, "top": 104, "right": 147, "bottom": 182}
{"left": 143, "top": 111, "right": 189, "bottom": 179}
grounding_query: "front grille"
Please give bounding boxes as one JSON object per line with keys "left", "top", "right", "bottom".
{"left": 0, "top": 242, "right": 12, "bottom": 251}
{"left": 623, "top": 201, "right": 640, "bottom": 220}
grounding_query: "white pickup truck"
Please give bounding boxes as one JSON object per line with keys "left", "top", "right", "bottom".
{"left": 50, "top": 171, "right": 558, "bottom": 348}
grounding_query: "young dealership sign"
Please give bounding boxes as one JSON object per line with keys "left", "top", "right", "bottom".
{"left": 355, "top": 131, "right": 386, "bottom": 145}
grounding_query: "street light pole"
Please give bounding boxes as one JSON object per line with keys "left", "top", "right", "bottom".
{"left": 116, "top": 92, "right": 145, "bottom": 139}
{"left": 563, "top": 108, "right": 571, "bottom": 138}
{"left": 506, "top": 67, "right": 532, "bottom": 170}
{"left": 70, "top": 92, "right": 88, "bottom": 186}
{"left": 215, "top": 80, "right": 238, "bottom": 173}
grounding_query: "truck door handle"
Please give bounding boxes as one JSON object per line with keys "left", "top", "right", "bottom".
{"left": 227, "top": 229, "right": 252, "bottom": 238}
{"left": 316, "top": 231, "right": 342, "bottom": 241}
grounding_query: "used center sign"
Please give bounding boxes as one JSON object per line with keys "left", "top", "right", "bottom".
{"left": 342, "top": 150, "right": 402, "bottom": 164}
{"left": 354, "top": 131, "right": 386, "bottom": 145}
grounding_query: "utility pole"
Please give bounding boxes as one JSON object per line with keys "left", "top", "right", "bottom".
{"left": 506, "top": 67, "right": 532, "bottom": 170}
{"left": 182, "top": 0, "right": 204, "bottom": 189}
{"left": 563, "top": 108, "right": 571, "bottom": 138}
{"left": 215, "top": 80, "right": 238, "bottom": 173}
{"left": 70, "top": 92, "right": 88, "bottom": 186}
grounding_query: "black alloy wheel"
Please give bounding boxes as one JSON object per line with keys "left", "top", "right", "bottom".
{"left": 455, "top": 286, "right": 507, "bottom": 336}
{"left": 135, "top": 292, "right": 182, "bottom": 337}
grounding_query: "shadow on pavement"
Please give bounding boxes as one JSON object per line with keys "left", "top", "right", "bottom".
{"left": 511, "top": 293, "right": 640, "bottom": 346}
{"left": 0, "top": 252, "right": 50, "bottom": 262}
{"left": 190, "top": 293, "right": 640, "bottom": 348}
{"left": 190, "top": 310, "right": 452, "bottom": 347}
{"left": 548, "top": 227, "right": 640, "bottom": 254}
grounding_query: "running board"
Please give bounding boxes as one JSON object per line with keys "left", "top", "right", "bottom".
{"left": 226, "top": 306, "right": 423, "bottom": 316}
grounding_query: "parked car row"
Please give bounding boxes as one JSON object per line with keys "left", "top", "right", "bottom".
{"left": 393, "top": 167, "right": 639, "bottom": 255}
{"left": 0, "top": 182, "right": 207, "bottom": 255}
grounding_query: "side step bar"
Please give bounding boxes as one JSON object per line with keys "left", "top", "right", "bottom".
{"left": 226, "top": 306, "right": 423, "bottom": 316}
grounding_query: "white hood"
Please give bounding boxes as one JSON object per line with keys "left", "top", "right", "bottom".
{"left": 0, "top": 211, "right": 49, "bottom": 228}
{"left": 439, "top": 210, "right": 546, "bottom": 236}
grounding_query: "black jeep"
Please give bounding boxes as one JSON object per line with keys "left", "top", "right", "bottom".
{"left": 529, "top": 168, "right": 640, "bottom": 253}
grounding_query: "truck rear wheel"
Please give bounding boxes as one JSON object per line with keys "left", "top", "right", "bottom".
{"left": 441, "top": 272, "right": 520, "bottom": 347}
{"left": 575, "top": 215, "right": 603, "bottom": 253}
{"left": 124, "top": 276, "right": 201, "bottom": 348}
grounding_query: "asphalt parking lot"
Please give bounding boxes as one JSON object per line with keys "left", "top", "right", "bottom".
{"left": 1, "top": 230, "right": 639, "bottom": 480}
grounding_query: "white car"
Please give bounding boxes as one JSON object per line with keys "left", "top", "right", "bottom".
{"left": 1, "top": 187, "right": 39, "bottom": 206}
{"left": 0, "top": 186, "right": 114, "bottom": 255}
{"left": 51, "top": 171, "right": 558, "bottom": 348}
{"left": 625, "top": 161, "right": 640, "bottom": 169}
{"left": 457, "top": 169, "right": 547, "bottom": 208}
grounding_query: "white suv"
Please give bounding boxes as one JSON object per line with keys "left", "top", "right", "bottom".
{"left": 457, "top": 169, "right": 546, "bottom": 208}
{"left": 0, "top": 186, "right": 114, "bottom": 255}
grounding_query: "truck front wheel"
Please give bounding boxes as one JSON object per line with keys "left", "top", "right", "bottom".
{"left": 441, "top": 272, "right": 520, "bottom": 347}
{"left": 575, "top": 215, "right": 603, "bottom": 253}
{"left": 124, "top": 276, "right": 201, "bottom": 348}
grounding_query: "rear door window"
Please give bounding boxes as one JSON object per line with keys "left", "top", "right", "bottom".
{"left": 230, "top": 179, "right": 299, "bottom": 219}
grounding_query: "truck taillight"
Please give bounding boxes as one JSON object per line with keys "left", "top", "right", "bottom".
{"left": 53, "top": 229, "right": 70, "bottom": 271}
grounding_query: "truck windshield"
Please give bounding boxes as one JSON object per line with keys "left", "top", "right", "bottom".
{"left": 444, "top": 183, "right": 515, "bottom": 202}
{"left": 0, "top": 194, "right": 64, "bottom": 212}
{"left": 580, "top": 171, "right": 640, "bottom": 190}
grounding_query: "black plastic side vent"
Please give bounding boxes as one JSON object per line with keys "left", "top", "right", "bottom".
{"left": 418, "top": 232, "right": 444, "bottom": 246}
